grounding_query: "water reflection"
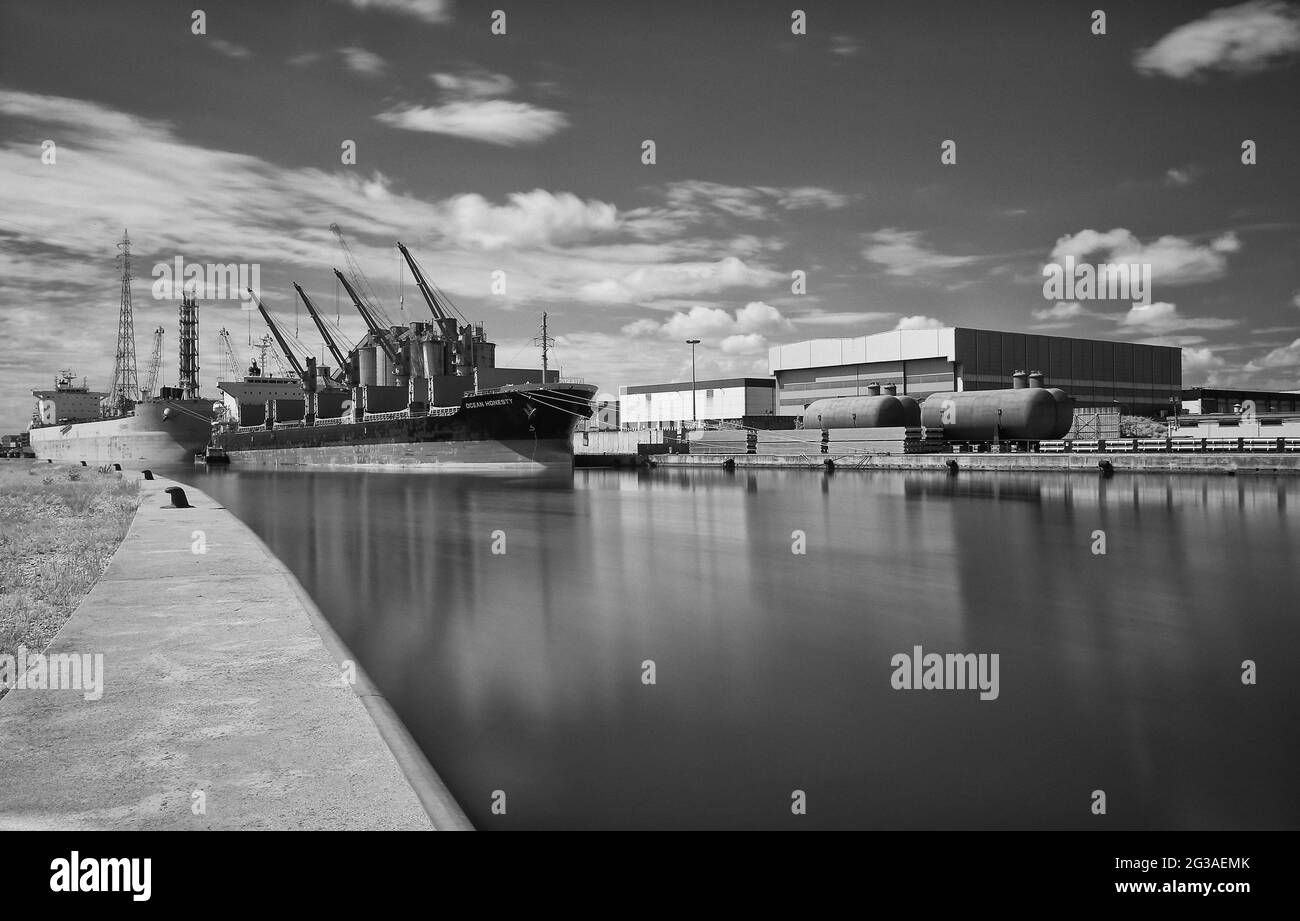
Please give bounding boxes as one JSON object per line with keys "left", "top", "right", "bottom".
{"left": 185, "top": 466, "right": 1300, "bottom": 829}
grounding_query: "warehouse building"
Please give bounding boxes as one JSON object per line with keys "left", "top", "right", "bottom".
{"left": 769, "top": 327, "right": 1181, "bottom": 417}
{"left": 1181, "top": 387, "right": 1300, "bottom": 415}
{"left": 619, "top": 378, "right": 777, "bottom": 430}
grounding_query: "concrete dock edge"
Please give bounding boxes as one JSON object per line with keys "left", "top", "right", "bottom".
{"left": 0, "top": 471, "right": 472, "bottom": 831}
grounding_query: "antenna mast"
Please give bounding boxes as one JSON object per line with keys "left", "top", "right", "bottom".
{"left": 533, "top": 311, "right": 553, "bottom": 375}
{"left": 108, "top": 230, "right": 140, "bottom": 413}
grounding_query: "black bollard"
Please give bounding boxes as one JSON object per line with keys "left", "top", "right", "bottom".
{"left": 824, "top": 458, "right": 835, "bottom": 472}
{"left": 946, "top": 459, "right": 959, "bottom": 476}
{"left": 80, "top": 460, "right": 87, "bottom": 466}
{"left": 164, "top": 486, "right": 192, "bottom": 508}
{"left": 721, "top": 457, "right": 736, "bottom": 471}
{"left": 142, "top": 470, "right": 154, "bottom": 480}
{"left": 113, "top": 463, "right": 121, "bottom": 471}
{"left": 1098, "top": 460, "right": 1114, "bottom": 478}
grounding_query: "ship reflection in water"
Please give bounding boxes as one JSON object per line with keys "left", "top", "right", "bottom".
{"left": 187, "top": 467, "right": 1299, "bottom": 829}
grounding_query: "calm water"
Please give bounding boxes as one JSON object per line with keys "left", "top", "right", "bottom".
{"left": 182, "top": 466, "right": 1300, "bottom": 829}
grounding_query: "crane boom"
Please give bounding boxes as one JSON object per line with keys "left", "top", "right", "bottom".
{"left": 333, "top": 269, "right": 399, "bottom": 363}
{"left": 142, "top": 325, "right": 164, "bottom": 396}
{"left": 295, "top": 284, "right": 354, "bottom": 385}
{"left": 396, "top": 242, "right": 451, "bottom": 321}
{"left": 249, "top": 289, "right": 307, "bottom": 384}
{"left": 330, "top": 222, "right": 393, "bottom": 327}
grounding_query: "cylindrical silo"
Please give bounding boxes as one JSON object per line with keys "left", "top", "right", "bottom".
{"left": 358, "top": 347, "right": 377, "bottom": 387}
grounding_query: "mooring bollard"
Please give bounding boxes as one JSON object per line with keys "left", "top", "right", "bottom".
{"left": 1098, "top": 460, "right": 1114, "bottom": 477}
{"left": 142, "top": 470, "right": 154, "bottom": 480}
{"left": 164, "top": 486, "right": 192, "bottom": 508}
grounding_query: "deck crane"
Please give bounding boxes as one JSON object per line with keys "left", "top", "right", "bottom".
{"left": 330, "top": 222, "right": 394, "bottom": 327}
{"left": 218, "top": 328, "right": 242, "bottom": 380}
{"left": 294, "top": 284, "right": 357, "bottom": 387}
{"left": 396, "top": 241, "right": 455, "bottom": 322}
{"left": 249, "top": 289, "right": 317, "bottom": 406}
{"left": 141, "top": 325, "right": 164, "bottom": 397}
{"left": 332, "top": 269, "right": 400, "bottom": 365}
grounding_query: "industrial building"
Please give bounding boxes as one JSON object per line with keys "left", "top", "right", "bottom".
{"left": 618, "top": 378, "right": 777, "bottom": 430}
{"left": 769, "top": 327, "right": 1181, "bottom": 417}
{"left": 1181, "top": 387, "right": 1300, "bottom": 415}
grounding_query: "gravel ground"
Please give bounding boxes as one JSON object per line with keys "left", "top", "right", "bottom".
{"left": 0, "top": 461, "right": 140, "bottom": 696}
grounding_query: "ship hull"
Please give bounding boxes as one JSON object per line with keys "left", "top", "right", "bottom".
{"left": 212, "top": 384, "right": 595, "bottom": 474}
{"left": 29, "top": 400, "right": 214, "bottom": 467}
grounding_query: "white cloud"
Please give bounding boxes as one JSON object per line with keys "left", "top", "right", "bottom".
{"left": 339, "top": 47, "right": 387, "bottom": 76}
{"left": 618, "top": 302, "right": 794, "bottom": 357}
{"left": 287, "top": 52, "right": 322, "bottom": 67}
{"left": 830, "top": 35, "right": 862, "bottom": 57}
{"left": 376, "top": 100, "right": 569, "bottom": 146}
{"left": 209, "top": 39, "right": 252, "bottom": 59}
{"left": 863, "top": 229, "right": 976, "bottom": 278}
{"left": 1049, "top": 228, "right": 1240, "bottom": 285}
{"left": 580, "top": 258, "right": 783, "bottom": 304}
{"left": 757, "top": 185, "right": 849, "bottom": 210}
{"left": 333, "top": 0, "right": 452, "bottom": 25}
{"left": 431, "top": 70, "right": 516, "bottom": 98}
{"left": 1118, "top": 301, "right": 1238, "bottom": 332}
{"left": 431, "top": 190, "right": 618, "bottom": 249}
{"left": 1164, "top": 165, "right": 1199, "bottom": 186}
{"left": 1032, "top": 301, "right": 1089, "bottom": 321}
{"left": 1135, "top": 1, "right": 1300, "bottom": 79}
{"left": 894, "top": 315, "right": 946, "bottom": 330}
{"left": 1246, "top": 337, "right": 1300, "bottom": 370}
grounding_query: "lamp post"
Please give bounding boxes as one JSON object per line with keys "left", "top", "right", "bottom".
{"left": 686, "top": 338, "right": 700, "bottom": 427}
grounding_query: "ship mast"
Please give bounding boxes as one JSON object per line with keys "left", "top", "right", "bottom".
{"left": 108, "top": 230, "right": 140, "bottom": 414}
{"left": 534, "top": 311, "right": 553, "bottom": 376}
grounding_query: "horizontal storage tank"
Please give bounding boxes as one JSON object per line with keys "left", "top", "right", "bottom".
{"left": 920, "top": 388, "right": 1074, "bottom": 440}
{"left": 804, "top": 394, "right": 921, "bottom": 429}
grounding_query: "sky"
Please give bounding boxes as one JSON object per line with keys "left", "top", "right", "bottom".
{"left": 1, "top": 0, "right": 1299, "bottom": 429}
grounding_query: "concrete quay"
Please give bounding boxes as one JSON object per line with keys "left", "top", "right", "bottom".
{"left": 0, "top": 473, "right": 471, "bottom": 830}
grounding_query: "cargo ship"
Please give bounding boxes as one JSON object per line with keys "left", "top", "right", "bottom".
{"left": 211, "top": 241, "right": 595, "bottom": 472}
{"left": 28, "top": 234, "right": 216, "bottom": 467}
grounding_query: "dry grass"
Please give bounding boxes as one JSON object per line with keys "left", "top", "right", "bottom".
{"left": 0, "top": 461, "right": 140, "bottom": 693}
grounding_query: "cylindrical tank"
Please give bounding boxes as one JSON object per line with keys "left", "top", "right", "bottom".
{"left": 1047, "top": 387, "right": 1074, "bottom": 433}
{"left": 1028, "top": 371, "right": 1045, "bottom": 389}
{"left": 1012, "top": 370, "right": 1028, "bottom": 389}
{"left": 375, "top": 348, "right": 390, "bottom": 387}
{"left": 865, "top": 382, "right": 881, "bottom": 396}
{"left": 920, "top": 388, "right": 1073, "bottom": 440}
{"left": 883, "top": 383, "right": 897, "bottom": 395}
{"left": 358, "top": 347, "right": 377, "bottom": 387}
{"left": 804, "top": 395, "right": 921, "bottom": 429}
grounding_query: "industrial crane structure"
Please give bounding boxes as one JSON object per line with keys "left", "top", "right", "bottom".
{"left": 141, "top": 325, "right": 165, "bottom": 398}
